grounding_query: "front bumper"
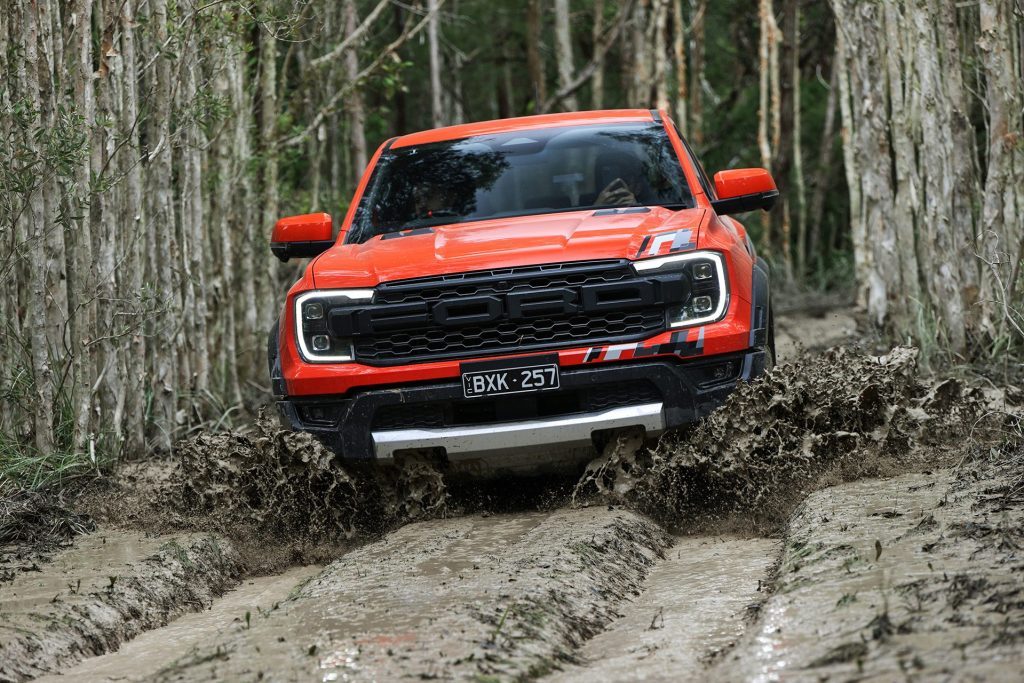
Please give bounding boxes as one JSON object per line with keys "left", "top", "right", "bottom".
{"left": 277, "top": 349, "right": 766, "bottom": 471}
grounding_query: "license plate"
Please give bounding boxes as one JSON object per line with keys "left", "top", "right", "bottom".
{"left": 461, "top": 354, "right": 560, "bottom": 399}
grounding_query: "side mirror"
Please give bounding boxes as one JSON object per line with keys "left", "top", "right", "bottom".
{"left": 271, "top": 213, "right": 335, "bottom": 262}
{"left": 710, "top": 168, "right": 779, "bottom": 216}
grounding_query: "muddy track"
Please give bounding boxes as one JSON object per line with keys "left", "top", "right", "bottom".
{"left": 5, "top": 455, "right": 1023, "bottom": 682}
{"left": 0, "top": 533, "right": 240, "bottom": 682}
{"left": 4, "top": 310, "right": 1023, "bottom": 682}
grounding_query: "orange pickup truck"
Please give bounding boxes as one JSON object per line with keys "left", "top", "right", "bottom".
{"left": 268, "top": 109, "right": 777, "bottom": 476}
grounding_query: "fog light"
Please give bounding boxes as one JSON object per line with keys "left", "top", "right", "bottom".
{"left": 693, "top": 263, "right": 714, "bottom": 280}
{"left": 712, "top": 361, "right": 735, "bottom": 380}
{"left": 311, "top": 334, "right": 331, "bottom": 352}
{"left": 304, "top": 302, "right": 324, "bottom": 320}
{"left": 692, "top": 295, "right": 713, "bottom": 313}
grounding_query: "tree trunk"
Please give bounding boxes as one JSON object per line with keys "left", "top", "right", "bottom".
{"left": 757, "top": 0, "right": 773, "bottom": 251}
{"left": 808, "top": 52, "right": 838, "bottom": 268}
{"left": 688, "top": 0, "right": 705, "bottom": 144}
{"left": 428, "top": 0, "right": 444, "bottom": 126}
{"left": 554, "top": 0, "right": 578, "bottom": 111}
{"left": 146, "top": 0, "right": 178, "bottom": 451}
{"left": 653, "top": 0, "right": 670, "bottom": 111}
{"left": 21, "top": 1, "right": 56, "bottom": 455}
{"left": 345, "top": 0, "right": 368, "bottom": 174}
{"left": 259, "top": 23, "right": 280, "bottom": 345}
{"left": 671, "top": 0, "right": 687, "bottom": 129}
{"left": 526, "top": 0, "right": 547, "bottom": 110}
{"left": 977, "top": 0, "right": 1024, "bottom": 343}
{"left": 591, "top": 0, "right": 605, "bottom": 109}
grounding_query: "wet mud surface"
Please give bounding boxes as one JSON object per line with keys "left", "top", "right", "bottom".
{"left": 0, "top": 531, "right": 241, "bottom": 682}
{"left": 144, "top": 509, "right": 668, "bottom": 681}
{"left": 35, "top": 564, "right": 323, "bottom": 683}
{"left": 544, "top": 536, "right": 778, "bottom": 682}
{"left": 576, "top": 345, "right": 981, "bottom": 533}
{"left": 5, "top": 307, "right": 1023, "bottom": 681}
{"left": 715, "top": 442, "right": 1024, "bottom": 681}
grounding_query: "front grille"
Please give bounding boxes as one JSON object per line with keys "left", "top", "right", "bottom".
{"left": 348, "top": 260, "right": 670, "bottom": 365}
{"left": 371, "top": 380, "right": 662, "bottom": 431}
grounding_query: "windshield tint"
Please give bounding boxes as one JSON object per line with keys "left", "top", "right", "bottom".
{"left": 347, "top": 123, "right": 694, "bottom": 244}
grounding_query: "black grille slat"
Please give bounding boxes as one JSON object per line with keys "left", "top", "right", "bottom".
{"left": 350, "top": 260, "right": 669, "bottom": 365}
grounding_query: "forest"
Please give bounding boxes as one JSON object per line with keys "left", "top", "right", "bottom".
{"left": 0, "top": 0, "right": 1022, "bottom": 486}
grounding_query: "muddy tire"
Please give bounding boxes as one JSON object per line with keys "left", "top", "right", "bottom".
{"left": 765, "top": 304, "right": 777, "bottom": 371}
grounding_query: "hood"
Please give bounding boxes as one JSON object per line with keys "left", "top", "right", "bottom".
{"left": 311, "top": 207, "right": 707, "bottom": 288}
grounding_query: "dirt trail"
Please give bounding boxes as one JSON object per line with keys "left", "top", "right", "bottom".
{"left": 6, "top": 307, "right": 1023, "bottom": 682}
{"left": 35, "top": 564, "right": 323, "bottom": 683}
{"left": 715, "top": 455, "right": 1024, "bottom": 681}
{"left": 545, "top": 536, "right": 777, "bottom": 682}
{"left": 66, "top": 509, "right": 663, "bottom": 682}
{"left": 0, "top": 531, "right": 240, "bottom": 682}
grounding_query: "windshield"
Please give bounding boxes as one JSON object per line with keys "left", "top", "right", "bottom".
{"left": 347, "top": 123, "right": 694, "bottom": 244}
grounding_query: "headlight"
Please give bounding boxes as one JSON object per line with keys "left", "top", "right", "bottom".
{"left": 294, "top": 289, "right": 374, "bottom": 362}
{"left": 632, "top": 251, "right": 728, "bottom": 327}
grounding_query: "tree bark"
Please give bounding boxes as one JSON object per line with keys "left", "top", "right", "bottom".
{"left": 671, "top": 0, "right": 687, "bottom": 129}
{"left": 344, "top": 0, "right": 368, "bottom": 174}
{"left": 526, "top": 0, "right": 546, "bottom": 110}
{"left": 688, "top": 0, "right": 705, "bottom": 144}
{"left": 259, "top": 22, "right": 280, "bottom": 344}
{"left": 808, "top": 53, "right": 839, "bottom": 268}
{"left": 653, "top": 0, "right": 670, "bottom": 111}
{"left": 428, "top": 0, "right": 444, "bottom": 126}
{"left": 145, "top": 0, "right": 178, "bottom": 451}
{"left": 22, "top": 1, "right": 56, "bottom": 454}
{"left": 977, "top": 0, "right": 1024, "bottom": 342}
{"left": 554, "top": 0, "right": 578, "bottom": 111}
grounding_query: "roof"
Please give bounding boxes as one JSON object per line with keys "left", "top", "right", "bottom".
{"left": 390, "top": 109, "right": 660, "bottom": 149}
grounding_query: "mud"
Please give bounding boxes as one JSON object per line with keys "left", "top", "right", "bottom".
{"left": 715, "top": 438, "right": 1024, "bottom": 681}
{"left": 1, "top": 489, "right": 95, "bottom": 584}
{"left": 577, "top": 346, "right": 985, "bottom": 532}
{"left": 8, "top": 306, "right": 1021, "bottom": 682}
{"left": 35, "top": 564, "right": 323, "bottom": 683}
{"left": 0, "top": 531, "right": 241, "bottom": 682}
{"left": 774, "top": 307, "right": 859, "bottom": 361}
{"left": 545, "top": 536, "right": 778, "bottom": 681}
{"left": 79, "top": 414, "right": 450, "bottom": 574}
{"left": 118, "top": 509, "right": 669, "bottom": 682}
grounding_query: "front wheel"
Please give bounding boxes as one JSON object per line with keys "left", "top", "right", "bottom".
{"left": 764, "top": 304, "right": 776, "bottom": 371}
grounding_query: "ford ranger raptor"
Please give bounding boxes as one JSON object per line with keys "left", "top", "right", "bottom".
{"left": 269, "top": 109, "right": 777, "bottom": 476}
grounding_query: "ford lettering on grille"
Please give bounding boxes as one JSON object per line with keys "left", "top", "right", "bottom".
{"left": 329, "top": 280, "right": 684, "bottom": 336}
{"left": 321, "top": 261, "right": 689, "bottom": 365}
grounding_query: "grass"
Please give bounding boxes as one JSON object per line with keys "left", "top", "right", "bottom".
{"left": 0, "top": 435, "right": 100, "bottom": 494}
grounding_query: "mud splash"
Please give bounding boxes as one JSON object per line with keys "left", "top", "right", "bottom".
{"left": 576, "top": 346, "right": 984, "bottom": 530}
